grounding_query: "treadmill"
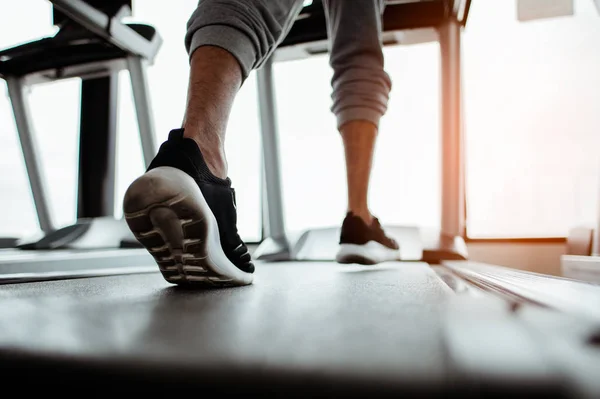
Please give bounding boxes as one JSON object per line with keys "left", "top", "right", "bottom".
{"left": 1, "top": 1, "right": 599, "bottom": 397}
{"left": 0, "top": 0, "right": 159, "bottom": 273}
{"left": 1, "top": 0, "right": 467, "bottom": 276}
{"left": 254, "top": 0, "right": 469, "bottom": 264}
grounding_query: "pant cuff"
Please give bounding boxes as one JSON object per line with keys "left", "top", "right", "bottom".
{"left": 336, "top": 108, "right": 382, "bottom": 130}
{"left": 188, "top": 25, "right": 256, "bottom": 81}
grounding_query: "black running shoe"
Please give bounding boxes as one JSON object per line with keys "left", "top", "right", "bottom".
{"left": 123, "top": 129, "right": 254, "bottom": 287}
{"left": 336, "top": 212, "right": 400, "bottom": 265}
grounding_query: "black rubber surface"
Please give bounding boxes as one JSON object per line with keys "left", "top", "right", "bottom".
{"left": 0, "top": 261, "right": 570, "bottom": 397}
{"left": 0, "top": 262, "right": 450, "bottom": 395}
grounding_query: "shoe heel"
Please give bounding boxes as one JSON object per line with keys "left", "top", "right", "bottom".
{"left": 123, "top": 167, "right": 253, "bottom": 287}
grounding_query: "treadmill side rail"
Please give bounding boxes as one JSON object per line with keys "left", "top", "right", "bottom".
{"left": 49, "top": 0, "right": 162, "bottom": 62}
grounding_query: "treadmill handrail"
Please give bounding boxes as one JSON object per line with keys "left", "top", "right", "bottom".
{"left": 49, "top": 0, "right": 161, "bottom": 62}
{"left": 453, "top": 0, "right": 469, "bottom": 21}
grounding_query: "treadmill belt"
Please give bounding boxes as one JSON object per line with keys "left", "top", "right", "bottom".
{"left": 0, "top": 262, "right": 451, "bottom": 395}
{"left": 0, "top": 261, "right": 591, "bottom": 397}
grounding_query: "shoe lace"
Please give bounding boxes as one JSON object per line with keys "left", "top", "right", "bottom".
{"left": 371, "top": 217, "right": 398, "bottom": 248}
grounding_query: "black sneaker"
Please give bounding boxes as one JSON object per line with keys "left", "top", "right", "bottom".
{"left": 123, "top": 129, "right": 254, "bottom": 287}
{"left": 335, "top": 212, "right": 400, "bottom": 265}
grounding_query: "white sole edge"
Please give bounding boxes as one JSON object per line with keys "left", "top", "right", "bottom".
{"left": 123, "top": 167, "right": 253, "bottom": 287}
{"left": 336, "top": 241, "right": 400, "bottom": 265}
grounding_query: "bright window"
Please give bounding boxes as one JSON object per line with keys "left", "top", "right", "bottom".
{"left": 0, "top": 0, "right": 263, "bottom": 242}
{"left": 0, "top": 0, "right": 77, "bottom": 237}
{"left": 2, "top": 0, "right": 599, "bottom": 241}
{"left": 275, "top": 43, "right": 441, "bottom": 234}
{"left": 463, "top": 0, "right": 600, "bottom": 238}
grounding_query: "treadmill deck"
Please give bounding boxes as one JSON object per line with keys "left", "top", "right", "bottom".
{"left": 0, "top": 261, "right": 595, "bottom": 397}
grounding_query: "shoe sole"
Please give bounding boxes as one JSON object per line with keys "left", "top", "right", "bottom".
{"left": 123, "top": 167, "right": 254, "bottom": 287}
{"left": 336, "top": 242, "right": 400, "bottom": 265}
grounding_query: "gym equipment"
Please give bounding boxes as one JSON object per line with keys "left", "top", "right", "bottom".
{"left": 1, "top": 261, "right": 599, "bottom": 397}
{"left": 255, "top": 0, "right": 470, "bottom": 263}
{"left": 0, "top": 0, "right": 468, "bottom": 275}
{"left": 562, "top": 89, "right": 600, "bottom": 284}
{"left": 562, "top": 216, "right": 600, "bottom": 284}
{"left": 1, "top": 1, "right": 600, "bottom": 397}
{"left": 0, "top": 248, "right": 154, "bottom": 282}
{"left": 0, "top": 0, "right": 161, "bottom": 251}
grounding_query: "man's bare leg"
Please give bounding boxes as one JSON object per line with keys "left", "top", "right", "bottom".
{"left": 340, "top": 120, "right": 378, "bottom": 225}
{"left": 123, "top": 47, "right": 252, "bottom": 287}
{"left": 325, "top": 0, "right": 400, "bottom": 264}
{"left": 123, "top": 0, "right": 304, "bottom": 286}
{"left": 181, "top": 46, "right": 242, "bottom": 180}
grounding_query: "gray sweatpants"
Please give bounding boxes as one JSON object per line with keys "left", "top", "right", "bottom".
{"left": 185, "top": 0, "right": 391, "bottom": 129}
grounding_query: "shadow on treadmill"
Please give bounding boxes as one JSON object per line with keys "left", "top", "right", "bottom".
{"left": 17, "top": 217, "right": 141, "bottom": 250}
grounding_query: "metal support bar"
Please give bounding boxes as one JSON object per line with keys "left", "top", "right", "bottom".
{"left": 49, "top": 0, "right": 160, "bottom": 61}
{"left": 6, "top": 77, "right": 55, "bottom": 233}
{"left": 260, "top": 159, "right": 269, "bottom": 240}
{"left": 127, "top": 56, "right": 157, "bottom": 168}
{"left": 438, "top": 18, "right": 465, "bottom": 238}
{"left": 452, "top": 0, "right": 470, "bottom": 22}
{"left": 256, "top": 58, "right": 287, "bottom": 244}
{"left": 594, "top": 171, "right": 600, "bottom": 255}
{"left": 77, "top": 74, "right": 119, "bottom": 218}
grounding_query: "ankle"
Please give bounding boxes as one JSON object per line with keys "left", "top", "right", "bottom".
{"left": 200, "top": 147, "right": 228, "bottom": 179}
{"left": 348, "top": 209, "right": 373, "bottom": 225}
{"left": 182, "top": 128, "right": 228, "bottom": 179}
{"left": 340, "top": 120, "right": 378, "bottom": 138}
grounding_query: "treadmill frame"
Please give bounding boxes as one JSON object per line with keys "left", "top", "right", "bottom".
{"left": 2, "top": 0, "right": 160, "bottom": 250}
{"left": 255, "top": 0, "right": 470, "bottom": 262}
